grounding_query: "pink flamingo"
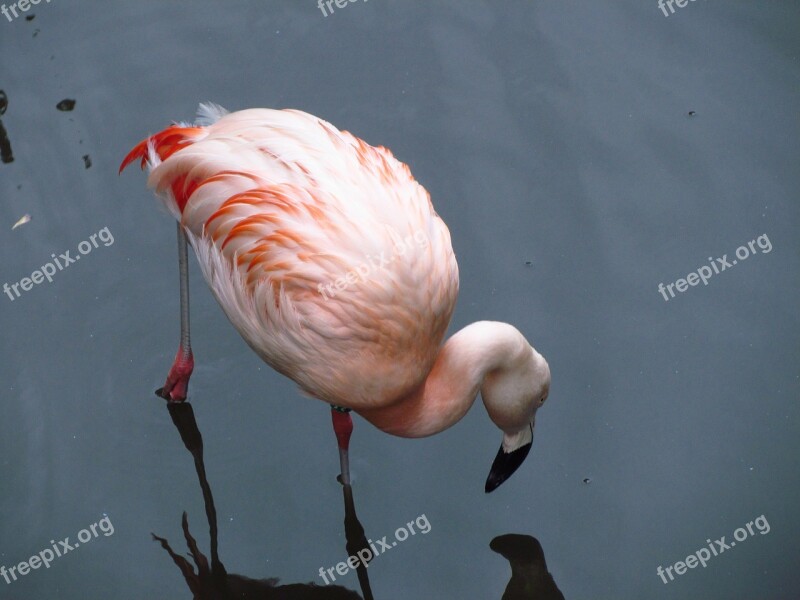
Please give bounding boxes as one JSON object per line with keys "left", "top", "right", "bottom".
{"left": 120, "top": 104, "right": 551, "bottom": 492}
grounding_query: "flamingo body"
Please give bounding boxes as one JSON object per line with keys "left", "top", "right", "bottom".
{"left": 124, "top": 105, "right": 457, "bottom": 414}
{"left": 122, "top": 104, "right": 550, "bottom": 481}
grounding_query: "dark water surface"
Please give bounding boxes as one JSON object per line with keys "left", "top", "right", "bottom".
{"left": 1, "top": 1, "right": 798, "bottom": 598}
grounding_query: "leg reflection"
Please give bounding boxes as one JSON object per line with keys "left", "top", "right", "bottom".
{"left": 153, "top": 401, "right": 363, "bottom": 599}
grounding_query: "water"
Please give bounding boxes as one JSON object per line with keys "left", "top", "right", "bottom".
{"left": 1, "top": 1, "right": 798, "bottom": 598}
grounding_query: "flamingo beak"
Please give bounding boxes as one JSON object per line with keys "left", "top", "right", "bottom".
{"left": 484, "top": 423, "right": 534, "bottom": 493}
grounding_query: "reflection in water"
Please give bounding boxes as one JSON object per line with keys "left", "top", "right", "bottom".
{"left": 153, "top": 401, "right": 562, "bottom": 599}
{"left": 0, "top": 90, "right": 13, "bottom": 164}
{"left": 154, "top": 401, "right": 363, "bottom": 599}
{"left": 340, "top": 483, "right": 374, "bottom": 600}
{"left": 490, "top": 534, "right": 565, "bottom": 600}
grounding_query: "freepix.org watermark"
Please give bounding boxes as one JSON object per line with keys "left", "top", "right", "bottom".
{"left": 317, "top": 0, "right": 369, "bottom": 18}
{"left": 317, "top": 228, "right": 428, "bottom": 301}
{"left": 657, "top": 0, "right": 702, "bottom": 18}
{"left": 657, "top": 233, "right": 772, "bottom": 302}
{"left": 318, "top": 513, "right": 431, "bottom": 585}
{"left": 3, "top": 226, "right": 114, "bottom": 302}
{"left": 656, "top": 514, "right": 770, "bottom": 584}
{"left": 1, "top": 0, "right": 51, "bottom": 23}
{"left": 1, "top": 515, "right": 114, "bottom": 585}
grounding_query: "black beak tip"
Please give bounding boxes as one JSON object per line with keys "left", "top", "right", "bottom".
{"left": 485, "top": 441, "right": 532, "bottom": 493}
{"left": 485, "top": 475, "right": 502, "bottom": 494}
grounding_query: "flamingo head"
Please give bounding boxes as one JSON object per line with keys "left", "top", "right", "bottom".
{"left": 483, "top": 343, "right": 550, "bottom": 493}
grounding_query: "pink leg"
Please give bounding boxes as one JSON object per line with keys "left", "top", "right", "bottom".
{"left": 158, "top": 348, "right": 194, "bottom": 402}
{"left": 332, "top": 406, "right": 353, "bottom": 485}
{"left": 157, "top": 224, "right": 194, "bottom": 403}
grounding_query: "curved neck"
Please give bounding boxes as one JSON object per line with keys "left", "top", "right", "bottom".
{"left": 357, "top": 322, "right": 531, "bottom": 438}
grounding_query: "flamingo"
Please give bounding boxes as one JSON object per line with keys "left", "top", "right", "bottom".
{"left": 120, "top": 103, "right": 551, "bottom": 493}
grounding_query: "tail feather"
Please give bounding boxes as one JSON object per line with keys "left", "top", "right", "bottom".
{"left": 119, "top": 125, "right": 205, "bottom": 174}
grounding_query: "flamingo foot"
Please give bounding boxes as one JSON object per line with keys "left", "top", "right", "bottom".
{"left": 156, "top": 348, "right": 194, "bottom": 402}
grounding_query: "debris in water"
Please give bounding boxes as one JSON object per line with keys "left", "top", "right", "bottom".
{"left": 82, "top": 154, "right": 92, "bottom": 169}
{"left": 688, "top": 110, "right": 696, "bottom": 117}
{"left": 582, "top": 477, "right": 591, "bottom": 484}
{"left": 12, "top": 214, "right": 31, "bottom": 230}
{"left": 524, "top": 260, "right": 533, "bottom": 266}
{"left": 25, "top": 14, "right": 35, "bottom": 21}
{"left": 56, "top": 99, "right": 76, "bottom": 111}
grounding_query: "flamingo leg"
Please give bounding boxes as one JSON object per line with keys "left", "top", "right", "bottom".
{"left": 157, "top": 223, "right": 194, "bottom": 402}
{"left": 331, "top": 406, "right": 353, "bottom": 485}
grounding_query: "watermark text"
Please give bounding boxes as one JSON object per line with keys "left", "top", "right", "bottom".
{"left": 2, "top": 0, "right": 52, "bottom": 23}
{"left": 317, "top": 229, "right": 428, "bottom": 300}
{"left": 657, "top": 0, "right": 701, "bottom": 18}
{"left": 318, "top": 513, "right": 431, "bottom": 584}
{"left": 317, "top": 0, "right": 369, "bottom": 18}
{"left": 656, "top": 514, "right": 770, "bottom": 584}
{"left": 1, "top": 515, "right": 114, "bottom": 585}
{"left": 3, "top": 226, "right": 114, "bottom": 302}
{"left": 657, "top": 233, "right": 771, "bottom": 302}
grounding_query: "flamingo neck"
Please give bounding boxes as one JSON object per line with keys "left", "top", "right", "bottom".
{"left": 357, "top": 321, "right": 533, "bottom": 438}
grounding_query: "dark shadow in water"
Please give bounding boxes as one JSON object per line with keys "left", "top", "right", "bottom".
{"left": 490, "top": 534, "right": 565, "bottom": 600}
{"left": 0, "top": 90, "right": 13, "bottom": 164}
{"left": 340, "top": 482, "right": 374, "bottom": 600}
{"left": 154, "top": 401, "right": 364, "bottom": 599}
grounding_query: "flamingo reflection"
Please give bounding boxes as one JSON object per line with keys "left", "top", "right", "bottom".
{"left": 154, "top": 401, "right": 365, "bottom": 599}
{"left": 490, "top": 534, "right": 565, "bottom": 600}
{"left": 153, "top": 401, "right": 564, "bottom": 599}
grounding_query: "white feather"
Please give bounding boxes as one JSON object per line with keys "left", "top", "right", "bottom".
{"left": 195, "top": 102, "right": 230, "bottom": 126}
